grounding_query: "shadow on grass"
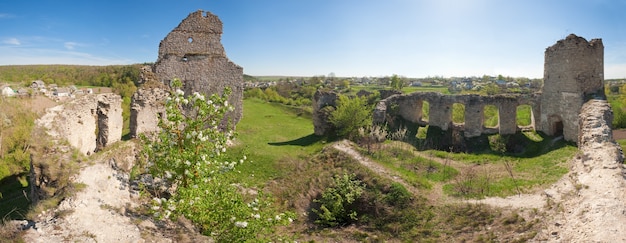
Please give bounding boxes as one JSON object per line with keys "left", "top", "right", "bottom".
{"left": 268, "top": 134, "right": 324, "bottom": 147}
{"left": 412, "top": 127, "right": 573, "bottom": 158}
{"left": 0, "top": 173, "right": 30, "bottom": 220}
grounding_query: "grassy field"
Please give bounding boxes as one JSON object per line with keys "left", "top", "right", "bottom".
{"left": 226, "top": 98, "right": 550, "bottom": 241}
{"left": 226, "top": 98, "right": 326, "bottom": 186}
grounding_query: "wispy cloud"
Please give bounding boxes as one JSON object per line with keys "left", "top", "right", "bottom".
{"left": 0, "top": 13, "right": 15, "bottom": 19}
{"left": 64, "top": 41, "right": 87, "bottom": 50}
{"left": 2, "top": 37, "right": 20, "bottom": 45}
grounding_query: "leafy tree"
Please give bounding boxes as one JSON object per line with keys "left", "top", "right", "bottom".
{"left": 329, "top": 95, "right": 373, "bottom": 139}
{"left": 390, "top": 74, "right": 405, "bottom": 91}
{"left": 141, "top": 79, "right": 293, "bottom": 241}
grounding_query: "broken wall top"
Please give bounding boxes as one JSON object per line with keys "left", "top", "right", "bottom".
{"left": 157, "top": 10, "right": 226, "bottom": 59}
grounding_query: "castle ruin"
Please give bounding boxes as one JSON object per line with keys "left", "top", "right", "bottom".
{"left": 314, "top": 34, "right": 605, "bottom": 146}
{"left": 36, "top": 94, "right": 123, "bottom": 155}
{"left": 130, "top": 10, "right": 244, "bottom": 136}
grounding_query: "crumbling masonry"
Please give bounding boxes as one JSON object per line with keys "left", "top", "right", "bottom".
{"left": 314, "top": 34, "right": 605, "bottom": 145}
{"left": 36, "top": 94, "right": 123, "bottom": 155}
{"left": 130, "top": 10, "right": 244, "bottom": 137}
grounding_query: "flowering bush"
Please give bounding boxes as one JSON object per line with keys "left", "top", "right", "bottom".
{"left": 142, "top": 79, "right": 294, "bottom": 242}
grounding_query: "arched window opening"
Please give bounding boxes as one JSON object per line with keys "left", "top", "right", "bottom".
{"left": 516, "top": 105, "right": 533, "bottom": 127}
{"left": 421, "top": 100, "right": 430, "bottom": 123}
{"left": 452, "top": 103, "right": 465, "bottom": 124}
{"left": 483, "top": 105, "right": 499, "bottom": 128}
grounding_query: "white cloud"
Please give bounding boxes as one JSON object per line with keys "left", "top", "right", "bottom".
{"left": 64, "top": 42, "right": 78, "bottom": 50}
{"left": 0, "top": 13, "right": 14, "bottom": 19}
{"left": 3, "top": 38, "right": 20, "bottom": 45}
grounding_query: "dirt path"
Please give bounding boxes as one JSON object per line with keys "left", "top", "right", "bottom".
{"left": 333, "top": 140, "right": 547, "bottom": 208}
{"left": 22, "top": 153, "right": 146, "bottom": 242}
{"left": 19, "top": 143, "right": 205, "bottom": 243}
{"left": 332, "top": 140, "right": 421, "bottom": 197}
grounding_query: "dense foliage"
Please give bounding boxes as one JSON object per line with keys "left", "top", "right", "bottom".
{"left": 0, "top": 98, "right": 36, "bottom": 180}
{"left": 141, "top": 79, "right": 293, "bottom": 241}
{"left": 329, "top": 95, "right": 373, "bottom": 139}
{"left": 0, "top": 64, "right": 143, "bottom": 88}
{"left": 313, "top": 173, "right": 365, "bottom": 227}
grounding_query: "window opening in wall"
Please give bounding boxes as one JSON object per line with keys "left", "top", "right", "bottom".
{"left": 483, "top": 105, "right": 499, "bottom": 128}
{"left": 452, "top": 103, "right": 465, "bottom": 124}
{"left": 516, "top": 105, "right": 532, "bottom": 127}
{"left": 182, "top": 56, "right": 188, "bottom": 62}
{"left": 421, "top": 100, "right": 430, "bottom": 122}
{"left": 188, "top": 37, "right": 193, "bottom": 43}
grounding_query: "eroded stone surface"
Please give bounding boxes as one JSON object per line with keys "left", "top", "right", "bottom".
{"left": 36, "top": 94, "right": 123, "bottom": 155}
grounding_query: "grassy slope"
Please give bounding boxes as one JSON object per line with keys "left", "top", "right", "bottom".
{"left": 227, "top": 98, "right": 325, "bottom": 186}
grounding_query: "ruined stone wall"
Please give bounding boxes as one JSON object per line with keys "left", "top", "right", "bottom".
{"left": 153, "top": 10, "right": 243, "bottom": 128}
{"left": 96, "top": 94, "right": 123, "bottom": 150}
{"left": 540, "top": 34, "right": 604, "bottom": 142}
{"left": 373, "top": 92, "right": 540, "bottom": 138}
{"left": 312, "top": 90, "right": 339, "bottom": 135}
{"left": 129, "top": 87, "right": 168, "bottom": 137}
{"left": 314, "top": 34, "right": 601, "bottom": 148}
{"left": 36, "top": 94, "right": 123, "bottom": 155}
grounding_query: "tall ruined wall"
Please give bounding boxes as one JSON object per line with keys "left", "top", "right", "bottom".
{"left": 36, "top": 94, "right": 123, "bottom": 155}
{"left": 129, "top": 86, "right": 168, "bottom": 137}
{"left": 154, "top": 10, "right": 243, "bottom": 127}
{"left": 312, "top": 90, "right": 339, "bottom": 135}
{"left": 540, "top": 34, "right": 604, "bottom": 142}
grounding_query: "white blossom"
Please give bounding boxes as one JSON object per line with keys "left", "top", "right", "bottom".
{"left": 234, "top": 221, "right": 248, "bottom": 228}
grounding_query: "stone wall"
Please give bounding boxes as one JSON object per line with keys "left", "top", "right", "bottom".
{"left": 362, "top": 34, "right": 603, "bottom": 145}
{"left": 540, "top": 34, "right": 604, "bottom": 142}
{"left": 36, "top": 94, "right": 123, "bottom": 155}
{"left": 129, "top": 86, "right": 168, "bottom": 137}
{"left": 312, "top": 90, "right": 339, "bottom": 135}
{"left": 373, "top": 92, "right": 540, "bottom": 138}
{"left": 153, "top": 10, "right": 243, "bottom": 127}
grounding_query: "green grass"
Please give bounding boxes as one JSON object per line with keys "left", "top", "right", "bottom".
{"left": 516, "top": 105, "right": 532, "bottom": 126}
{"left": 617, "top": 139, "right": 626, "bottom": 151}
{"left": 428, "top": 133, "right": 576, "bottom": 198}
{"left": 226, "top": 98, "right": 326, "bottom": 186}
{"left": 364, "top": 144, "right": 458, "bottom": 190}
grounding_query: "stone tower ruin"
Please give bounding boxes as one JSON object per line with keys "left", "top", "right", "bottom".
{"left": 130, "top": 10, "right": 244, "bottom": 136}
{"left": 155, "top": 10, "right": 243, "bottom": 125}
{"left": 539, "top": 34, "right": 604, "bottom": 142}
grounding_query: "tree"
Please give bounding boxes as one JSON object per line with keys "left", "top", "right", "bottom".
{"left": 390, "top": 74, "right": 405, "bottom": 91}
{"left": 330, "top": 95, "right": 373, "bottom": 139}
{"left": 141, "top": 79, "right": 293, "bottom": 241}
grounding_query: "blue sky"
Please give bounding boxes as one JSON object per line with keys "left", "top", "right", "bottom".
{"left": 1, "top": 0, "right": 625, "bottom": 79}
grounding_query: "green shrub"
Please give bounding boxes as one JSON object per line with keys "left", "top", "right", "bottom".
{"left": 329, "top": 95, "right": 373, "bottom": 139}
{"left": 142, "top": 79, "right": 293, "bottom": 241}
{"left": 385, "top": 182, "right": 411, "bottom": 207}
{"left": 313, "top": 173, "right": 365, "bottom": 227}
